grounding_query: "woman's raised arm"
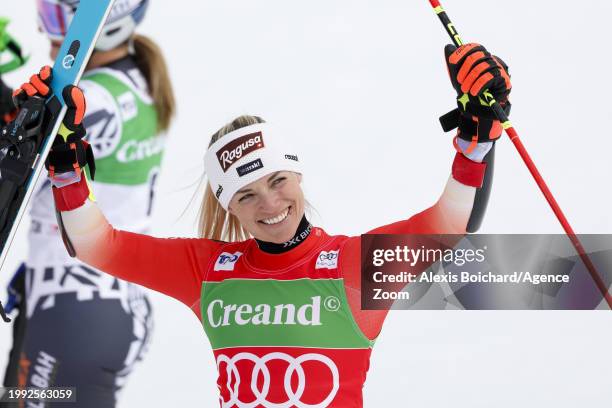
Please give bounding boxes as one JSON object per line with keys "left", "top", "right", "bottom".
{"left": 11, "top": 67, "right": 224, "bottom": 314}
{"left": 341, "top": 42, "right": 513, "bottom": 339}
{"left": 59, "top": 199, "right": 222, "bottom": 313}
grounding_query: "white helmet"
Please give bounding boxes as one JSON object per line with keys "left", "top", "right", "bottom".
{"left": 36, "top": 0, "right": 150, "bottom": 51}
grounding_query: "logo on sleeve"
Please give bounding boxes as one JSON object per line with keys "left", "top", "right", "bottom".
{"left": 315, "top": 250, "right": 339, "bottom": 270}
{"left": 214, "top": 252, "right": 243, "bottom": 272}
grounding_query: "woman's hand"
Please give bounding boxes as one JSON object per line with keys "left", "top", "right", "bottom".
{"left": 11, "top": 66, "right": 95, "bottom": 184}
{"left": 444, "top": 43, "right": 512, "bottom": 156}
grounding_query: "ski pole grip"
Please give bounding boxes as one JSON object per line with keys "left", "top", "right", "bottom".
{"left": 430, "top": 1, "right": 510, "bottom": 125}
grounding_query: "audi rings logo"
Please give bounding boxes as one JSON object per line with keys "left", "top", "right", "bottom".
{"left": 217, "top": 352, "right": 340, "bottom": 408}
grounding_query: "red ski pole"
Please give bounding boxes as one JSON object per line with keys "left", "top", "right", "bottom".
{"left": 428, "top": 0, "right": 612, "bottom": 309}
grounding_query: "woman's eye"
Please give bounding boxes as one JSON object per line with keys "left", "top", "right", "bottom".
{"left": 238, "top": 194, "right": 254, "bottom": 203}
{"left": 272, "top": 177, "right": 287, "bottom": 186}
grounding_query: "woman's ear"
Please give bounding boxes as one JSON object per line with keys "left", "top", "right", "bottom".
{"left": 297, "top": 173, "right": 303, "bottom": 183}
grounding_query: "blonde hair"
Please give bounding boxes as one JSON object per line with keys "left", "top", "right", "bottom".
{"left": 131, "top": 34, "right": 175, "bottom": 132}
{"left": 198, "top": 115, "right": 266, "bottom": 241}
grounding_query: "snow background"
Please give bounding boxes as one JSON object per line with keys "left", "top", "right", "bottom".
{"left": 2, "top": 0, "right": 611, "bottom": 406}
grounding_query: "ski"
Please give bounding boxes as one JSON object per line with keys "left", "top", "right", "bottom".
{"left": 0, "top": 1, "right": 116, "bottom": 285}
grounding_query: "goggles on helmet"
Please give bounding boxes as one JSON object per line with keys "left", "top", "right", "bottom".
{"left": 36, "top": 0, "right": 76, "bottom": 40}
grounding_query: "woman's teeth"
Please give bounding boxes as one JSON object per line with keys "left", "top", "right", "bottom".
{"left": 261, "top": 208, "right": 290, "bottom": 225}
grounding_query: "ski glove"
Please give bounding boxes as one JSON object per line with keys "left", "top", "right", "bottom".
{"left": 12, "top": 66, "right": 95, "bottom": 183}
{"left": 441, "top": 43, "right": 512, "bottom": 154}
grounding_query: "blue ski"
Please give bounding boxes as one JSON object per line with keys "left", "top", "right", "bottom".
{"left": 0, "top": 1, "right": 115, "bottom": 282}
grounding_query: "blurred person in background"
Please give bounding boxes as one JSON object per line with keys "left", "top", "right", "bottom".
{"left": 1, "top": 1, "right": 175, "bottom": 406}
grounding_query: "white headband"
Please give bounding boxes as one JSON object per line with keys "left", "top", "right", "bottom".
{"left": 204, "top": 123, "right": 303, "bottom": 209}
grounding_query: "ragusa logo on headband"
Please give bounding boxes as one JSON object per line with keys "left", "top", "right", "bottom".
{"left": 216, "top": 132, "right": 265, "bottom": 172}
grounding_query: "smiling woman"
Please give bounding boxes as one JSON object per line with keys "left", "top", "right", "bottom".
{"left": 198, "top": 115, "right": 306, "bottom": 244}
{"left": 6, "top": 34, "right": 513, "bottom": 406}
{"left": 229, "top": 171, "right": 303, "bottom": 240}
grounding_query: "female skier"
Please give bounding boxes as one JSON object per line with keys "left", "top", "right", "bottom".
{"left": 10, "top": 41, "right": 510, "bottom": 407}
{"left": 2, "top": 1, "right": 175, "bottom": 406}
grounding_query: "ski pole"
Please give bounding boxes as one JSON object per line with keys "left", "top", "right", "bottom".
{"left": 427, "top": 0, "right": 612, "bottom": 309}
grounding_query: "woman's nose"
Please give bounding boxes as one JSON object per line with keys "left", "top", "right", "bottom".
{"left": 259, "top": 190, "right": 281, "bottom": 212}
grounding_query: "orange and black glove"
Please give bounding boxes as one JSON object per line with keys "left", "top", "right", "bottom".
{"left": 0, "top": 66, "right": 54, "bottom": 175}
{"left": 441, "top": 43, "right": 512, "bottom": 154}
{"left": 47, "top": 84, "right": 95, "bottom": 182}
{"left": 11, "top": 66, "right": 95, "bottom": 181}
